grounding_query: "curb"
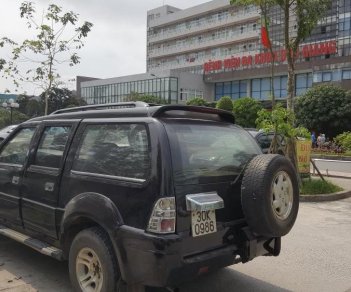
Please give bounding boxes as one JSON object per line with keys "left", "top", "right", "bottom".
{"left": 311, "top": 155, "right": 351, "bottom": 161}
{"left": 300, "top": 190, "right": 351, "bottom": 202}
{"left": 311, "top": 174, "right": 351, "bottom": 179}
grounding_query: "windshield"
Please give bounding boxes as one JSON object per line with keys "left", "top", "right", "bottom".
{"left": 164, "top": 121, "right": 262, "bottom": 185}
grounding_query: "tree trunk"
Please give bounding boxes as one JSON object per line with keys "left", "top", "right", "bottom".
{"left": 286, "top": 60, "right": 295, "bottom": 111}
{"left": 285, "top": 137, "right": 301, "bottom": 185}
{"left": 270, "top": 49, "right": 275, "bottom": 107}
{"left": 44, "top": 90, "right": 49, "bottom": 115}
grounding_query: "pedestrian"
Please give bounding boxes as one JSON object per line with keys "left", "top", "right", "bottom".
{"left": 311, "top": 131, "right": 316, "bottom": 148}
{"left": 317, "top": 133, "right": 322, "bottom": 148}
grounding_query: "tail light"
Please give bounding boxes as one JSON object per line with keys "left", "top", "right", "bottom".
{"left": 147, "top": 197, "right": 176, "bottom": 234}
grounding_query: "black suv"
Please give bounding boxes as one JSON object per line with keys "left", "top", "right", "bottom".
{"left": 0, "top": 103, "right": 299, "bottom": 292}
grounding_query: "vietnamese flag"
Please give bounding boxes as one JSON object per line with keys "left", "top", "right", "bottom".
{"left": 261, "top": 23, "right": 271, "bottom": 49}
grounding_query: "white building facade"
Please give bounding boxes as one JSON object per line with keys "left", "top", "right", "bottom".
{"left": 79, "top": 0, "right": 351, "bottom": 104}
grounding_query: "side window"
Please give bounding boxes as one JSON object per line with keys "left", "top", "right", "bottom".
{"left": 0, "top": 128, "right": 36, "bottom": 165}
{"left": 34, "top": 126, "right": 71, "bottom": 168}
{"left": 72, "top": 124, "right": 150, "bottom": 180}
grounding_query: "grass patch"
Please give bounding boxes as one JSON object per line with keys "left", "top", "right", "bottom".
{"left": 300, "top": 179, "right": 343, "bottom": 195}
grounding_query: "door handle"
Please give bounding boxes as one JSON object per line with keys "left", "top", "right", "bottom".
{"left": 12, "top": 176, "right": 20, "bottom": 185}
{"left": 45, "top": 182, "right": 55, "bottom": 192}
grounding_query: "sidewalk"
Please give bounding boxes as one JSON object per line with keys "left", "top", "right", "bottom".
{"left": 324, "top": 176, "right": 351, "bottom": 191}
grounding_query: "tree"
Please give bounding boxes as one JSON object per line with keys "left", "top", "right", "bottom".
{"left": 230, "top": 0, "right": 331, "bottom": 111}
{"left": 230, "top": 0, "right": 276, "bottom": 105}
{"left": 40, "top": 87, "right": 86, "bottom": 114}
{"left": 256, "top": 103, "right": 309, "bottom": 171}
{"left": 0, "top": 1, "right": 93, "bottom": 115}
{"left": 17, "top": 94, "right": 43, "bottom": 117}
{"left": 334, "top": 132, "right": 351, "bottom": 152}
{"left": 295, "top": 85, "right": 351, "bottom": 137}
{"left": 233, "top": 97, "right": 263, "bottom": 127}
{"left": 216, "top": 96, "right": 234, "bottom": 111}
{"left": 276, "top": 0, "right": 331, "bottom": 111}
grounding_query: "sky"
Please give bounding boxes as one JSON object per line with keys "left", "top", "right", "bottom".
{"left": 0, "top": 0, "right": 209, "bottom": 95}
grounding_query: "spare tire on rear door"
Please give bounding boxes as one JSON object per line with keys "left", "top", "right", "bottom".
{"left": 241, "top": 154, "right": 299, "bottom": 237}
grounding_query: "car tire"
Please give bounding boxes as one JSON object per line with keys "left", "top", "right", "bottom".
{"left": 69, "top": 227, "right": 126, "bottom": 292}
{"left": 241, "top": 154, "right": 299, "bottom": 237}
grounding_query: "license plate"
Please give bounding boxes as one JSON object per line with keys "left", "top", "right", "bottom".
{"left": 191, "top": 210, "right": 216, "bottom": 237}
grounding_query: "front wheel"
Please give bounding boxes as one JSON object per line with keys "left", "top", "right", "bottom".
{"left": 69, "top": 227, "right": 124, "bottom": 292}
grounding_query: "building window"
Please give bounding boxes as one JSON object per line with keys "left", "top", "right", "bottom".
{"left": 296, "top": 73, "right": 313, "bottom": 96}
{"left": 215, "top": 80, "right": 247, "bottom": 100}
{"left": 273, "top": 76, "right": 288, "bottom": 98}
{"left": 251, "top": 78, "right": 271, "bottom": 100}
{"left": 322, "top": 72, "right": 332, "bottom": 82}
{"left": 342, "top": 69, "right": 351, "bottom": 80}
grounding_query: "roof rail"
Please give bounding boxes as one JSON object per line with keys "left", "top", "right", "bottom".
{"left": 152, "top": 105, "right": 235, "bottom": 124}
{"left": 50, "top": 101, "right": 150, "bottom": 115}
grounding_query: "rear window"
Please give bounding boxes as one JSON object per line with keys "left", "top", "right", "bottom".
{"left": 164, "top": 121, "right": 261, "bottom": 185}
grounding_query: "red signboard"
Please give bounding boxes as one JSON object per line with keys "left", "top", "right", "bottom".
{"left": 203, "top": 40, "right": 337, "bottom": 74}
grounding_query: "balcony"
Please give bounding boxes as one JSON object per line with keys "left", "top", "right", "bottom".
{"left": 148, "top": 7, "right": 260, "bottom": 44}
{"left": 148, "top": 30, "right": 260, "bottom": 59}
{"left": 148, "top": 49, "right": 261, "bottom": 72}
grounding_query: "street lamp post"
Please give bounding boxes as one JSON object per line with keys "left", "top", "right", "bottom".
{"left": 2, "top": 99, "right": 19, "bottom": 125}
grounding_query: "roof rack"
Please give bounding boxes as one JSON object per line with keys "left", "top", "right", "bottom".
{"left": 50, "top": 101, "right": 151, "bottom": 115}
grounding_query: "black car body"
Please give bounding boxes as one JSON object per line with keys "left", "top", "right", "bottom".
{"left": 247, "top": 129, "right": 286, "bottom": 155}
{"left": 0, "top": 103, "right": 299, "bottom": 291}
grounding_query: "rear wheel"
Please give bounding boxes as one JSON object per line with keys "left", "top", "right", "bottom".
{"left": 69, "top": 227, "right": 125, "bottom": 292}
{"left": 241, "top": 154, "right": 299, "bottom": 237}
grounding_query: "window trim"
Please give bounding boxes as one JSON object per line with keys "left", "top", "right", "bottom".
{"left": 70, "top": 170, "right": 146, "bottom": 184}
{"left": 28, "top": 120, "right": 79, "bottom": 171}
{"left": 33, "top": 125, "right": 72, "bottom": 169}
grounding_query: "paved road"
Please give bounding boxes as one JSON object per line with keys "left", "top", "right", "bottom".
{"left": 1, "top": 198, "right": 351, "bottom": 292}
{"left": 312, "top": 159, "right": 351, "bottom": 174}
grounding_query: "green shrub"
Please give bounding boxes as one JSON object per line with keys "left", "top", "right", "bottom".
{"left": 0, "top": 108, "right": 29, "bottom": 128}
{"left": 216, "top": 96, "right": 233, "bottom": 111}
{"left": 295, "top": 85, "right": 351, "bottom": 137}
{"left": 205, "top": 101, "right": 217, "bottom": 108}
{"left": 233, "top": 97, "right": 262, "bottom": 128}
{"left": 334, "top": 131, "right": 351, "bottom": 151}
{"left": 128, "top": 93, "right": 165, "bottom": 104}
{"left": 186, "top": 97, "right": 207, "bottom": 106}
{"left": 256, "top": 103, "right": 310, "bottom": 139}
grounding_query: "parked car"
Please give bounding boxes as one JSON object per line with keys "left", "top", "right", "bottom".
{"left": 247, "top": 129, "right": 286, "bottom": 155}
{"left": 0, "top": 125, "right": 18, "bottom": 143}
{"left": 0, "top": 103, "right": 299, "bottom": 292}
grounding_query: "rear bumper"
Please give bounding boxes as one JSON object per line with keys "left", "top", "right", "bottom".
{"left": 113, "top": 225, "right": 280, "bottom": 287}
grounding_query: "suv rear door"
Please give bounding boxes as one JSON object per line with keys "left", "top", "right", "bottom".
{"left": 58, "top": 119, "right": 157, "bottom": 229}
{"left": 163, "top": 120, "right": 261, "bottom": 236}
{"left": 0, "top": 125, "right": 37, "bottom": 226}
{"left": 21, "top": 120, "right": 79, "bottom": 238}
